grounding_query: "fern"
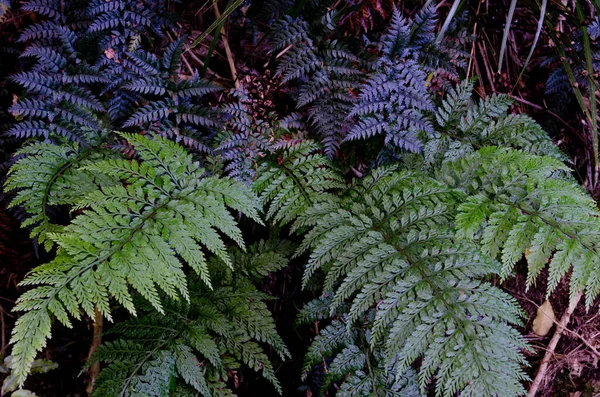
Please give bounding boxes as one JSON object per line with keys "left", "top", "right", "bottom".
{"left": 255, "top": 81, "right": 600, "bottom": 396}
{"left": 296, "top": 167, "right": 528, "bottom": 396}
{"left": 90, "top": 238, "right": 292, "bottom": 396}
{"left": 271, "top": 5, "right": 461, "bottom": 157}
{"left": 441, "top": 147, "right": 600, "bottom": 307}
{"left": 121, "top": 39, "right": 220, "bottom": 152}
{"left": 8, "top": 0, "right": 107, "bottom": 144}
{"left": 423, "top": 80, "right": 565, "bottom": 168}
{"left": 86, "top": 0, "right": 170, "bottom": 48}
{"left": 346, "top": 58, "right": 434, "bottom": 151}
{"left": 7, "top": 133, "right": 261, "bottom": 387}
{"left": 544, "top": 16, "right": 600, "bottom": 116}
{"left": 254, "top": 139, "right": 345, "bottom": 228}
{"left": 86, "top": 0, "right": 174, "bottom": 125}
{"left": 298, "top": 317, "right": 425, "bottom": 396}
{"left": 216, "top": 88, "right": 306, "bottom": 184}
{"left": 271, "top": 14, "right": 363, "bottom": 157}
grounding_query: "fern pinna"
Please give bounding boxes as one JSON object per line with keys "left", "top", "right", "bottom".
{"left": 6, "top": 133, "right": 263, "bottom": 388}
{"left": 4, "top": 133, "right": 114, "bottom": 249}
{"left": 216, "top": 88, "right": 274, "bottom": 184}
{"left": 255, "top": 80, "right": 600, "bottom": 396}
{"left": 89, "top": 239, "right": 293, "bottom": 396}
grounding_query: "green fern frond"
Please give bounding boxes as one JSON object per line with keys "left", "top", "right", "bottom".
{"left": 425, "top": 81, "right": 564, "bottom": 167}
{"left": 445, "top": 147, "right": 600, "bottom": 307}
{"left": 8, "top": 133, "right": 261, "bottom": 388}
{"left": 298, "top": 165, "right": 529, "bottom": 396}
{"left": 301, "top": 320, "right": 353, "bottom": 381}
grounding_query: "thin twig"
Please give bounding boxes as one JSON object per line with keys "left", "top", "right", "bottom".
{"left": 507, "top": 94, "right": 581, "bottom": 137}
{"left": 478, "top": 41, "right": 496, "bottom": 93}
{"left": 561, "top": 326, "right": 600, "bottom": 359}
{"left": 527, "top": 291, "right": 583, "bottom": 397}
{"left": 86, "top": 308, "right": 104, "bottom": 396}
{"left": 212, "top": 0, "right": 239, "bottom": 88}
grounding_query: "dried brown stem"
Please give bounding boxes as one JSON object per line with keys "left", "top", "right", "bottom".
{"left": 212, "top": 0, "right": 239, "bottom": 88}
{"left": 527, "top": 291, "right": 583, "bottom": 397}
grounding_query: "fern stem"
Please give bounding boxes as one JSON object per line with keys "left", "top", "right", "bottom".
{"left": 526, "top": 291, "right": 582, "bottom": 397}
{"left": 86, "top": 307, "right": 103, "bottom": 396}
{"left": 280, "top": 164, "right": 313, "bottom": 208}
{"left": 359, "top": 331, "right": 380, "bottom": 396}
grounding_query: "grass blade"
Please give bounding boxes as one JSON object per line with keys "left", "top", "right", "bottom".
{"left": 188, "top": 0, "right": 244, "bottom": 50}
{"left": 436, "top": 0, "right": 463, "bottom": 42}
{"left": 512, "top": 0, "right": 547, "bottom": 92}
{"left": 498, "top": 0, "right": 518, "bottom": 74}
{"left": 576, "top": 1, "right": 599, "bottom": 169}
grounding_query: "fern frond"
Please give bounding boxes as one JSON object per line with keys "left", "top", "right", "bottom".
{"left": 302, "top": 320, "right": 353, "bottom": 381}
{"left": 425, "top": 82, "right": 565, "bottom": 167}
{"left": 445, "top": 147, "right": 600, "bottom": 307}
{"left": 92, "top": 238, "right": 292, "bottom": 396}
{"left": 162, "top": 37, "right": 184, "bottom": 77}
{"left": 8, "top": 133, "right": 261, "bottom": 387}
{"left": 380, "top": 7, "right": 411, "bottom": 58}
{"left": 300, "top": 166, "right": 529, "bottom": 396}
{"left": 271, "top": 16, "right": 312, "bottom": 51}
{"left": 346, "top": 59, "right": 434, "bottom": 151}
{"left": 22, "top": 0, "right": 64, "bottom": 22}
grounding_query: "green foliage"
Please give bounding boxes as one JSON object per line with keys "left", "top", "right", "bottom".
{"left": 254, "top": 139, "right": 345, "bottom": 229}
{"left": 441, "top": 147, "right": 600, "bottom": 306}
{"left": 90, "top": 238, "right": 293, "bottom": 396}
{"left": 4, "top": 134, "right": 114, "bottom": 248}
{"left": 295, "top": 167, "right": 529, "bottom": 396}
{"left": 255, "top": 76, "right": 600, "bottom": 396}
{"left": 298, "top": 318, "right": 424, "bottom": 397}
{"left": 5, "top": 1, "right": 600, "bottom": 397}
{"left": 423, "top": 80, "right": 564, "bottom": 167}
{"left": 7, "top": 133, "right": 261, "bottom": 387}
